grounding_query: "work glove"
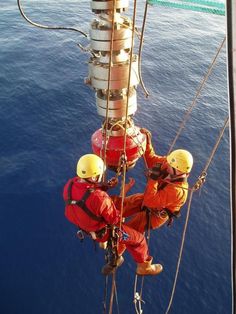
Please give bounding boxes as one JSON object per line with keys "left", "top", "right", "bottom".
{"left": 140, "top": 128, "right": 152, "bottom": 145}
{"left": 107, "top": 177, "right": 119, "bottom": 188}
{"left": 148, "top": 164, "right": 162, "bottom": 180}
{"left": 100, "top": 177, "right": 118, "bottom": 191}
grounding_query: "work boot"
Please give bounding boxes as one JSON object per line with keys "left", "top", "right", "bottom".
{"left": 101, "top": 256, "right": 124, "bottom": 276}
{"left": 136, "top": 257, "right": 163, "bottom": 276}
{"left": 99, "top": 241, "right": 107, "bottom": 250}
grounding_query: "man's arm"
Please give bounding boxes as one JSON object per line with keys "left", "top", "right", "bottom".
{"left": 94, "top": 191, "right": 121, "bottom": 225}
{"left": 140, "top": 128, "right": 166, "bottom": 168}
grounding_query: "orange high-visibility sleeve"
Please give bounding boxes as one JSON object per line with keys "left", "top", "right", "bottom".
{"left": 144, "top": 140, "right": 166, "bottom": 168}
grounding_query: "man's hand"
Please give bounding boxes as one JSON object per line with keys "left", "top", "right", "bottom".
{"left": 140, "top": 128, "right": 152, "bottom": 145}
{"left": 120, "top": 177, "right": 135, "bottom": 196}
{"left": 107, "top": 177, "right": 119, "bottom": 188}
{"left": 148, "top": 165, "right": 161, "bottom": 180}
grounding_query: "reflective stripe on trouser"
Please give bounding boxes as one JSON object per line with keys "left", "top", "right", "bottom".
{"left": 117, "top": 224, "right": 149, "bottom": 263}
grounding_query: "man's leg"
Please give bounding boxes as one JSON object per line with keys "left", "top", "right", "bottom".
{"left": 120, "top": 224, "right": 163, "bottom": 275}
{"left": 112, "top": 193, "right": 144, "bottom": 217}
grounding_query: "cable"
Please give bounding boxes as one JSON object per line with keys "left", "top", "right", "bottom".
{"left": 100, "top": 0, "right": 117, "bottom": 182}
{"left": 114, "top": 280, "right": 120, "bottom": 314}
{"left": 133, "top": 203, "right": 152, "bottom": 314}
{"left": 103, "top": 276, "right": 109, "bottom": 314}
{"left": 133, "top": 36, "right": 227, "bottom": 314}
{"left": 165, "top": 117, "right": 229, "bottom": 314}
{"left": 119, "top": 0, "right": 138, "bottom": 230}
{"left": 17, "top": 0, "right": 87, "bottom": 37}
{"left": 168, "top": 36, "right": 226, "bottom": 154}
{"left": 108, "top": 272, "right": 117, "bottom": 314}
{"left": 134, "top": 275, "right": 145, "bottom": 314}
{"left": 138, "top": 1, "right": 150, "bottom": 98}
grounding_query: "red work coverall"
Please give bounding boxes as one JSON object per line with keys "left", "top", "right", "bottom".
{"left": 63, "top": 177, "right": 150, "bottom": 263}
{"left": 118, "top": 139, "right": 189, "bottom": 233}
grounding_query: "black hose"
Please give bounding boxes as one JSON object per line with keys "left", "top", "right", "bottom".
{"left": 138, "top": 1, "right": 150, "bottom": 98}
{"left": 17, "top": 0, "right": 87, "bottom": 37}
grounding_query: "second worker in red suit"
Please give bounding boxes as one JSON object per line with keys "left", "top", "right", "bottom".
{"left": 63, "top": 154, "right": 163, "bottom": 276}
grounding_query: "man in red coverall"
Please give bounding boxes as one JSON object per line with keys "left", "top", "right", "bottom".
{"left": 63, "top": 153, "right": 163, "bottom": 276}
{"left": 116, "top": 129, "right": 193, "bottom": 233}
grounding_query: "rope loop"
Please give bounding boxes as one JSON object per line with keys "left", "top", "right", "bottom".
{"left": 134, "top": 291, "right": 145, "bottom": 304}
{"left": 134, "top": 292, "right": 145, "bottom": 314}
{"left": 133, "top": 275, "right": 145, "bottom": 314}
{"left": 193, "top": 171, "right": 207, "bottom": 191}
{"left": 115, "top": 153, "right": 128, "bottom": 176}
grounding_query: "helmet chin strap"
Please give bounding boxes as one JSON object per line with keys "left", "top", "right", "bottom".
{"left": 97, "top": 173, "right": 103, "bottom": 183}
{"left": 85, "top": 175, "right": 102, "bottom": 183}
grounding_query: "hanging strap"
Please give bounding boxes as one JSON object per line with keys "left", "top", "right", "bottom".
{"left": 65, "top": 180, "right": 104, "bottom": 223}
{"left": 158, "top": 176, "right": 187, "bottom": 191}
{"left": 142, "top": 206, "right": 180, "bottom": 228}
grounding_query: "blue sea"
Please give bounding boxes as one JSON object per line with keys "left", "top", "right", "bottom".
{"left": 0, "top": 1, "right": 231, "bottom": 313}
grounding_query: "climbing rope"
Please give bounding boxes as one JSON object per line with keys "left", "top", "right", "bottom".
{"left": 103, "top": 20, "right": 227, "bottom": 314}
{"left": 103, "top": 276, "right": 109, "bottom": 314}
{"left": 102, "top": 1, "right": 138, "bottom": 311}
{"left": 17, "top": 0, "right": 87, "bottom": 37}
{"left": 168, "top": 36, "right": 226, "bottom": 154}
{"left": 91, "top": 2, "right": 227, "bottom": 313}
{"left": 132, "top": 35, "right": 227, "bottom": 313}
{"left": 113, "top": 280, "right": 120, "bottom": 314}
{"left": 103, "top": 1, "right": 140, "bottom": 313}
{"left": 118, "top": 0, "right": 138, "bottom": 231}
{"left": 133, "top": 200, "right": 152, "bottom": 314}
{"left": 108, "top": 272, "right": 117, "bottom": 314}
{"left": 164, "top": 117, "right": 229, "bottom": 314}
{"left": 101, "top": 0, "right": 117, "bottom": 181}
{"left": 134, "top": 275, "right": 145, "bottom": 314}
{"left": 103, "top": 271, "right": 120, "bottom": 314}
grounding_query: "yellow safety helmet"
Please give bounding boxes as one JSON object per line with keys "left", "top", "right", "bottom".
{"left": 76, "top": 154, "right": 105, "bottom": 178}
{"left": 167, "top": 149, "right": 193, "bottom": 173}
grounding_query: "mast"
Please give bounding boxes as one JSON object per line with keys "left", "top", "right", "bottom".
{"left": 226, "top": 1, "right": 236, "bottom": 313}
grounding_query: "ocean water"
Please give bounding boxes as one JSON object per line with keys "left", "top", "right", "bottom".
{"left": 0, "top": 1, "right": 231, "bottom": 314}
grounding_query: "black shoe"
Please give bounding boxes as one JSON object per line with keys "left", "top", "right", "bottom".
{"left": 101, "top": 256, "right": 124, "bottom": 275}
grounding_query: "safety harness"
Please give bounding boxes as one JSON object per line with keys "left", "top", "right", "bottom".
{"left": 65, "top": 179, "right": 108, "bottom": 241}
{"left": 65, "top": 179, "right": 104, "bottom": 222}
{"left": 143, "top": 166, "right": 187, "bottom": 227}
{"left": 65, "top": 180, "right": 120, "bottom": 273}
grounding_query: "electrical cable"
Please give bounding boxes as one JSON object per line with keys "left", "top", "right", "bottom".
{"left": 17, "top": 0, "right": 87, "bottom": 37}
{"left": 138, "top": 1, "right": 150, "bottom": 98}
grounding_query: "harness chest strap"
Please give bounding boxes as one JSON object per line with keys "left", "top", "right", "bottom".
{"left": 158, "top": 176, "right": 187, "bottom": 190}
{"left": 65, "top": 180, "right": 104, "bottom": 223}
